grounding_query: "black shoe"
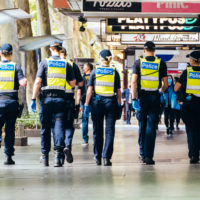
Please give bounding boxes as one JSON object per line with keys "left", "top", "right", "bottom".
{"left": 176, "top": 125, "right": 180, "bottom": 130}
{"left": 166, "top": 128, "right": 170, "bottom": 135}
{"left": 169, "top": 129, "right": 173, "bottom": 136}
{"left": 95, "top": 158, "right": 102, "bottom": 166}
{"left": 4, "top": 155, "right": 15, "bottom": 165}
{"left": 40, "top": 154, "right": 49, "bottom": 167}
{"left": 60, "top": 153, "right": 65, "bottom": 165}
{"left": 64, "top": 148, "right": 73, "bottom": 163}
{"left": 103, "top": 158, "right": 112, "bottom": 166}
{"left": 145, "top": 157, "right": 155, "bottom": 165}
{"left": 190, "top": 157, "right": 199, "bottom": 164}
{"left": 54, "top": 159, "right": 62, "bottom": 167}
{"left": 138, "top": 155, "right": 145, "bottom": 163}
{"left": 54, "top": 151, "right": 63, "bottom": 167}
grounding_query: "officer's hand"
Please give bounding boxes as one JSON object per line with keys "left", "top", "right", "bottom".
{"left": 84, "top": 105, "right": 90, "bottom": 118}
{"left": 31, "top": 99, "right": 36, "bottom": 113}
{"left": 186, "top": 95, "right": 192, "bottom": 101}
{"left": 132, "top": 99, "right": 141, "bottom": 111}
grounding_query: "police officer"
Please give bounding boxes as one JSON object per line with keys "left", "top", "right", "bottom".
{"left": 84, "top": 49, "right": 121, "bottom": 166}
{"left": 78, "top": 62, "right": 93, "bottom": 145}
{"left": 0, "top": 43, "right": 27, "bottom": 165}
{"left": 174, "top": 51, "right": 200, "bottom": 164}
{"left": 60, "top": 47, "right": 83, "bottom": 164}
{"left": 31, "top": 41, "right": 75, "bottom": 167}
{"left": 131, "top": 41, "right": 168, "bottom": 165}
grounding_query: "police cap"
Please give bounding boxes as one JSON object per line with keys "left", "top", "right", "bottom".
{"left": 186, "top": 51, "right": 200, "bottom": 62}
{"left": 144, "top": 41, "right": 155, "bottom": 50}
{"left": 61, "top": 47, "right": 67, "bottom": 54}
{"left": 50, "top": 40, "right": 62, "bottom": 48}
{"left": 100, "top": 49, "right": 112, "bottom": 61}
{"left": 1, "top": 43, "right": 13, "bottom": 54}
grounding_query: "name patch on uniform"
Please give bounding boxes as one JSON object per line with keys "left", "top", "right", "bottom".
{"left": 189, "top": 72, "right": 200, "bottom": 79}
{"left": 0, "top": 64, "right": 14, "bottom": 71}
{"left": 96, "top": 68, "right": 113, "bottom": 75}
{"left": 141, "top": 62, "right": 158, "bottom": 70}
{"left": 48, "top": 60, "right": 65, "bottom": 68}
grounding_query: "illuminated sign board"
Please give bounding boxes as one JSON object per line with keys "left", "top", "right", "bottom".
{"left": 107, "top": 18, "right": 200, "bottom": 26}
{"left": 121, "top": 33, "right": 200, "bottom": 45}
{"left": 82, "top": 0, "right": 141, "bottom": 12}
{"left": 106, "top": 25, "right": 200, "bottom": 33}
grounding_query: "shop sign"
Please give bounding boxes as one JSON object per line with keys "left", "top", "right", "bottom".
{"left": 121, "top": 33, "right": 199, "bottom": 44}
{"left": 107, "top": 18, "right": 200, "bottom": 26}
{"left": 82, "top": 0, "right": 141, "bottom": 12}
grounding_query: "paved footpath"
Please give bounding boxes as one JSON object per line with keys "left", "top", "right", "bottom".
{"left": 0, "top": 121, "right": 200, "bottom": 200}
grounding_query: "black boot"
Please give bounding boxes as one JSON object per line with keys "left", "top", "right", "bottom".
{"left": 190, "top": 157, "right": 199, "bottom": 164}
{"left": 40, "top": 154, "right": 49, "bottom": 167}
{"left": 54, "top": 151, "right": 63, "bottom": 167}
{"left": 4, "top": 155, "right": 15, "bottom": 165}
{"left": 64, "top": 148, "right": 73, "bottom": 163}
{"left": 103, "top": 158, "right": 112, "bottom": 166}
{"left": 60, "top": 152, "right": 65, "bottom": 165}
{"left": 145, "top": 157, "right": 155, "bottom": 165}
{"left": 95, "top": 158, "right": 102, "bottom": 166}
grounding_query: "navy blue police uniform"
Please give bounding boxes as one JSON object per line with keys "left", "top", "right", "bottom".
{"left": 36, "top": 56, "right": 75, "bottom": 165}
{"left": 178, "top": 51, "right": 200, "bottom": 163}
{"left": 133, "top": 54, "right": 167, "bottom": 164}
{"left": 88, "top": 58, "right": 121, "bottom": 165}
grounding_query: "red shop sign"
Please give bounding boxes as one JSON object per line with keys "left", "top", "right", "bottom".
{"left": 142, "top": 2, "right": 200, "bottom": 13}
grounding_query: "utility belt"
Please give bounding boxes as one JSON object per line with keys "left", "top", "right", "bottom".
{"left": 139, "top": 89, "right": 159, "bottom": 96}
{"left": 40, "top": 90, "right": 65, "bottom": 98}
{"left": 0, "top": 95, "right": 17, "bottom": 100}
{"left": 95, "top": 94, "right": 117, "bottom": 101}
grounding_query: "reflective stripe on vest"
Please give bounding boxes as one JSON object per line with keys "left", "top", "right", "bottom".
{"left": 95, "top": 66, "right": 115, "bottom": 97}
{"left": 186, "top": 67, "right": 200, "bottom": 97}
{"left": 42, "top": 58, "right": 67, "bottom": 91}
{"left": 65, "top": 60, "right": 74, "bottom": 94}
{"left": 140, "top": 57, "right": 160, "bottom": 91}
{"left": 0, "top": 61, "right": 16, "bottom": 92}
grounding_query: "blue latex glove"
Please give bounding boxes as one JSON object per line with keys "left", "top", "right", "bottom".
{"left": 31, "top": 99, "right": 36, "bottom": 113}
{"left": 84, "top": 105, "right": 90, "bottom": 118}
{"left": 186, "top": 95, "right": 192, "bottom": 101}
{"left": 132, "top": 100, "right": 141, "bottom": 111}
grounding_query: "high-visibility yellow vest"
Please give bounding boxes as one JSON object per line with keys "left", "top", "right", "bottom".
{"left": 95, "top": 66, "right": 115, "bottom": 97}
{"left": 186, "top": 67, "right": 200, "bottom": 97}
{"left": 42, "top": 58, "right": 67, "bottom": 91}
{"left": 0, "top": 61, "right": 16, "bottom": 93}
{"left": 140, "top": 57, "right": 160, "bottom": 91}
{"left": 65, "top": 60, "right": 74, "bottom": 93}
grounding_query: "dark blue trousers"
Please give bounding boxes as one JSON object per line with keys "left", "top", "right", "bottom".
{"left": 91, "top": 96, "right": 117, "bottom": 160}
{"left": 0, "top": 99, "right": 18, "bottom": 156}
{"left": 39, "top": 97, "right": 65, "bottom": 155}
{"left": 136, "top": 93, "right": 160, "bottom": 159}
{"left": 64, "top": 99, "right": 75, "bottom": 150}
{"left": 182, "top": 100, "right": 200, "bottom": 159}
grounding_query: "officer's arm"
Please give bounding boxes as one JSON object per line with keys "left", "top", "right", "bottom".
{"left": 19, "top": 78, "right": 27, "bottom": 87}
{"left": 32, "top": 77, "right": 42, "bottom": 99}
{"left": 76, "top": 88, "right": 81, "bottom": 105}
{"left": 85, "top": 86, "right": 93, "bottom": 106}
{"left": 117, "top": 89, "right": 122, "bottom": 104}
{"left": 161, "top": 77, "right": 168, "bottom": 93}
{"left": 77, "top": 80, "right": 83, "bottom": 87}
{"left": 131, "top": 74, "right": 138, "bottom": 99}
{"left": 69, "top": 80, "right": 76, "bottom": 88}
{"left": 174, "top": 82, "right": 182, "bottom": 92}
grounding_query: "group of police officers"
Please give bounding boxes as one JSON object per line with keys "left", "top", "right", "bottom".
{"left": 0, "top": 40, "right": 200, "bottom": 166}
